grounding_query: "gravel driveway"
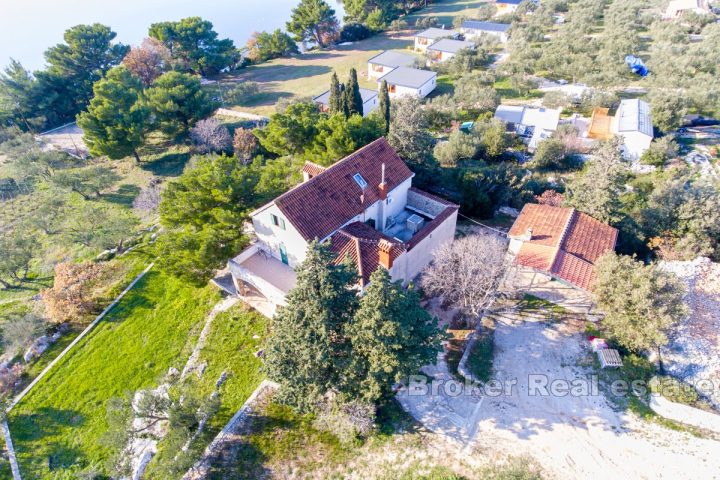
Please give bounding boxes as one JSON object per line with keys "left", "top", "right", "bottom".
{"left": 398, "top": 307, "right": 720, "bottom": 480}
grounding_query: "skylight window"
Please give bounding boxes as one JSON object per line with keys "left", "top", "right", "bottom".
{"left": 353, "top": 173, "right": 368, "bottom": 190}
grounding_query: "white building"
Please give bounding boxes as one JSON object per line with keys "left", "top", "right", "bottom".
{"left": 228, "top": 138, "right": 459, "bottom": 313}
{"left": 414, "top": 27, "right": 460, "bottom": 53}
{"left": 494, "top": 105, "right": 561, "bottom": 150}
{"left": 377, "top": 67, "right": 437, "bottom": 99}
{"left": 426, "top": 38, "right": 476, "bottom": 63}
{"left": 460, "top": 20, "right": 511, "bottom": 42}
{"left": 495, "top": 0, "right": 524, "bottom": 15}
{"left": 664, "top": 0, "right": 711, "bottom": 19}
{"left": 367, "top": 50, "right": 418, "bottom": 80}
{"left": 612, "top": 98, "right": 654, "bottom": 160}
{"left": 313, "top": 87, "right": 379, "bottom": 117}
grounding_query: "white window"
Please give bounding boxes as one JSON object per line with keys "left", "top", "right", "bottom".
{"left": 353, "top": 173, "right": 368, "bottom": 189}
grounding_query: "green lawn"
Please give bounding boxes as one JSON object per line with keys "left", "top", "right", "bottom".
{"left": 144, "top": 304, "right": 268, "bottom": 476}
{"left": 7, "top": 270, "right": 220, "bottom": 478}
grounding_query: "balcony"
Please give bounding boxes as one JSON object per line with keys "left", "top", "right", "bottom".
{"left": 227, "top": 244, "right": 297, "bottom": 312}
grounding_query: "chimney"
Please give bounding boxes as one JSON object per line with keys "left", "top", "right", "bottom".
{"left": 378, "top": 239, "right": 394, "bottom": 269}
{"left": 521, "top": 227, "right": 533, "bottom": 242}
{"left": 378, "top": 163, "right": 388, "bottom": 200}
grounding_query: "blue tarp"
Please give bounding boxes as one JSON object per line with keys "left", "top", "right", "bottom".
{"left": 625, "top": 55, "right": 648, "bottom": 77}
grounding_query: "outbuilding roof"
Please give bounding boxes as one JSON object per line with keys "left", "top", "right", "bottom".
{"left": 378, "top": 66, "right": 437, "bottom": 89}
{"left": 416, "top": 27, "right": 460, "bottom": 40}
{"left": 367, "top": 50, "right": 418, "bottom": 68}
{"left": 509, "top": 204, "right": 618, "bottom": 291}
{"left": 615, "top": 99, "right": 653, "bottom": 137}
{"left": 461, "top": 20, "right": 511, "bottom": 32}
{"left": 313, "top": 87, "right": 377, "bottom": 106}
{"left": 427, "top": 38, "right": 476, "bottom": 54}
{"left": 272, "top": 138, "right": 414, "bottom": 242}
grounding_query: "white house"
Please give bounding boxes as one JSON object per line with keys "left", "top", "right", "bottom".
{"left": 426, "top": 38, "right": 476, "bottom": 63}
{"left": 367, "top": 50, "right": 418, "bottom": 80}
{"left": 494, "top": 105, "right": 561, "bottom": 150}
{"left": 313, "top": 87, "right": 379, "bottom": 117}
{"left": 414, "top": 27, "right": 460, "bottom": 53}
{"left": 377, "top": 67, "right": 437, "bottom": 99}
{"left": 228, "top": 138, "right": 459, "bottom": 313}
{"left": 460, "top": 20, "right": 511, "bottom": 42}
{"left": 663, "top": 0, "right": 711, "bottom": 18}
{"left": 612, "top": 98, "right": 654, "bottom": 160}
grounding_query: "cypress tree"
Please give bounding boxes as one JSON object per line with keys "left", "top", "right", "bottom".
{"left": 344, "top": 68, "right": 364, "bottom": 117}
{"left": 328, "top": 71, "right": 343, "bottom": 115}
{"left": 378, "top": 79, "right": 391, "bottom": 134}
{"left": 345, "top": 268, "right": 445, "bottom": 403}
{"left": 263, "top": 241, "right": 358, "bottom": 413}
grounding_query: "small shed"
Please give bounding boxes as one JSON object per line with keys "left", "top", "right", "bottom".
{"left": 597, "top": 348, "right": 623, "bottom": 369}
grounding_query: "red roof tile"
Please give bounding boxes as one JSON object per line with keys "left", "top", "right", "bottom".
{"left": 329, "top": 222, "right": 405, "bottom": 285}
{"left": 302, "top": 161, "right": 327, "bottom": 178}
{"left": 509, "top": 203, "right": 618, "bottom": 291}
{"left": 275, "top": 138, "right": 414, "bottom": 241}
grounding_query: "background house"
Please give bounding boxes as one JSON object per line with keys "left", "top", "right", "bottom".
{"left": 460, "top": 20, "right": 511, "bottom": 42}
{"left": 367, "top": 50, "right": 418, "bottom": 80}
{"left": 663, "top": 0, "right": 711, "bottom": 18}
{"left": 494, "top": 105, "right": 561, "bottom": 150}
{"left": 228, "top": 139, "right": 458, "bottom": 312}
{"left": 377, "top": 66, "right": 437, "bottom": 98}
{"left": 426, "top": 38, "right": 476, "bottom": 63}
{"left": 414, "top": 27, "right": 460, "bottom": 52}
{"left": 495, "top": 0, "right": 524, "bottom": 15}
{"left": 313, "top": 87, "right": 379, "bottom": 116}
{"left": 508, "top": 204, "right": 618, "bottom": 292}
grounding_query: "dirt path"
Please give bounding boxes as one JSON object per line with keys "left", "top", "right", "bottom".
{"left": 399, "top": 308, "right": 720, "bottom": 480}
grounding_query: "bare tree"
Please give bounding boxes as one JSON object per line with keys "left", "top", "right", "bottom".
{"left": 122, "top": 38, "right": 171, "bottom": 86}
{"left": 2, "top": 312, "right": 46, "bottom": 359}
{"left": 421, "top": 235, "right": 509, "bottom": 318}
{"left": 133, "top": 178, "right": 162, "bottom": 213}
{"left": 189, "top": 118, "right": 232, "bottom": 154}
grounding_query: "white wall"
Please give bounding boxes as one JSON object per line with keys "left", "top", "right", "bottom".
{"left": 462, "top": 29, "right": 507, "bottom": 42}
{"left": 251, "top": 203, "right": 308, "bottom": 268}
{"left": 414, "top": 36, "right": 434, "bottom": 52}
{"left": 391, "top": 209, "right": 458, "bottom": 283}
{"left": 368, "top": 63, "right": 393, "bottom": 80}
{"left": 387, "top": 77, "right": 436, "bottom": 99}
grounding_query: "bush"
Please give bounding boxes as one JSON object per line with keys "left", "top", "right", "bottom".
{"left": 416, "top": 16, "right": 439, "bottom": 29}
{"left": 650, "top": 376, "right": 701, "bottom": 406}
{"left": 543, "top": 91, "right": 571, "bottom": 109}
{"left": 640, "top": 136, "right": 679, "bottom": 167}
{"left": 532, "top": 138, "right": 567, "bottom": 170}
{"left": 433, "top": 130, "right": 480, "bottom": 167}
{"left": 313, "top": 397, "right": 376, "bottom": 444}
{"left": 339, "top": 22, "right": 373, "bottom": 42}
{"left": 190, "top": 118, "right": 232, "bottom": 154}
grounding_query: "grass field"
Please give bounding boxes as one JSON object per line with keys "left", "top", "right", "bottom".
{"left": 144, "top": 304, "right": 268, "bottom": 477}
{"left": 220, "top": 0, "right": 490, "bottom": 116}
{"left": 7, "top": 269, "right": 220, "bottom": 479}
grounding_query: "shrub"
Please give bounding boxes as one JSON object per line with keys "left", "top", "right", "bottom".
{"left": 650, "top": 376, "right": 700, "bottom": 406}
{"left": 42, "top": 262, "right": 109, "bottom": 324}
{"left": 233, "top": 128, "right": 259, "bottom": 164}
{"left": 532, "top": 138, "right": 567, "bottom": 170}
{"left": 313, "top": 397, "right": 376, "bottom": 444}
{"left": 339, "top": 23, "right": 373, "bottom": 42}
{"left": 190, "top": 118, "right": 232, "bottom": 154}
{"left": 640, "top": 136, "right": 679, "bottom": 167}
{"left": 433, "top": 130, "right": 480, "bottom": 167}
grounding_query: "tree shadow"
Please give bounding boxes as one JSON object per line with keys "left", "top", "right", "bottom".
{"left": 141, "top": 151, "right": 193, "bottom": 177}
{"left": 242, "top": 64, "right": 332, "bottom": 83}
{"left": 101, "top": 184, "right": 141, "bottom": 208}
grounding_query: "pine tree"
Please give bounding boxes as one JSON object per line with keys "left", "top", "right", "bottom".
{"left": 76, "top": 66, "right": 149, "bottom": 162}
{"left": 378, "top": 79, "right": 390, "bottom": 134}
{"left": 345, "top": 268, "right": 445, "bottom": 403}
{"left": 264, "top": 241, "right": 358, "bottom": 413}
{"left": 344, "top": 68, "right": 363, "bottom": 117}
{"left": 328, "top": 71, "right": 343, "bottom": 115}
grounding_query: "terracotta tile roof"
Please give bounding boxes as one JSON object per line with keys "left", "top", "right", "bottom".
{"left": 275, "top": 138, "right": 414, "bottom": 241}
{"left": 302, "top": 161, "right": 327, "bottom": 178}
{"left": 509, "top": 204, "right": 618, "bottom": 291}
{"left": 329, "top": 222, "right": 405, "bottom": 286}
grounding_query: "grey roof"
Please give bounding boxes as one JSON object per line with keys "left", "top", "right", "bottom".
{"left": 498, "top": 0, "right": 524, "bottom": 5}
{"left": 313, "top": 87, "right": 378, "bottom": 106}
{"left": 367, "top": 50, "right": 418, "bottom": 68}
{"left": 416, "top": 27, "right": 460, "bottom": 40}
{"left": 427, "top": 38, "right": 476, "bottom": 54}
{"left": 461, "top": 20, "right": 511, "bottom": 32}
{"left": 378, "top": 67, "right": 437, "bottom": 89}
{"left": 494, "top": 105, "right": 525, "bottom": 125}
{"left": 616, "top": 99, "right": 653, "bottom": 137}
